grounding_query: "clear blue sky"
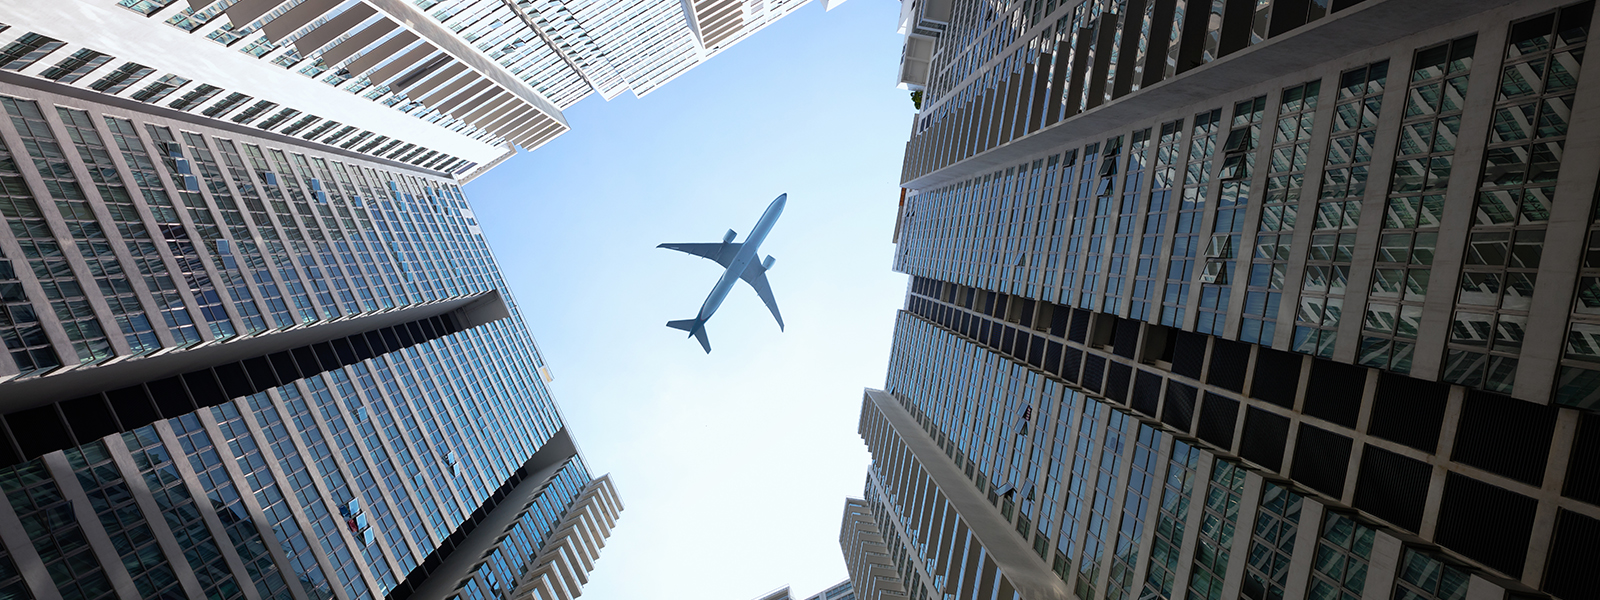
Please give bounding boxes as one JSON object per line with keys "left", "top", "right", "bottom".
{"left": 465, "top": 3, "right": 911, "bottom": 598}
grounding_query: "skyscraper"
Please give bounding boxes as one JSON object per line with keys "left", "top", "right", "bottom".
{"left": 849, "top": 0, "right": 1600, "bottom": 598}
{"left": 751, "top": 580, "right": 856, "bottom": 600}
{"left": 2, "top": 0, "right": 837, "bottom": 184}
{"left": 0, "top": 14, "right": 619, "bottom": 600}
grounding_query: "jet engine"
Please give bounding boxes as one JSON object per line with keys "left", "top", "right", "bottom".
{"left": 762, "top": 255, "right": 776, "bottom": 270}
{"left": 722, "top": 229, "right": 737, "bottom": 243}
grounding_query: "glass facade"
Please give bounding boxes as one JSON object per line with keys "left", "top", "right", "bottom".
{"left": 0, "top": 86, "right": 616, "bottom": 600}
{"left": 861, "top": 2, "right": 1600, "bottom": 600}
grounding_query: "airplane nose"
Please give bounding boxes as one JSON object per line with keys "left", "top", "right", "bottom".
{"left": 773, "top": 193, "right": 787, "bottom": 208}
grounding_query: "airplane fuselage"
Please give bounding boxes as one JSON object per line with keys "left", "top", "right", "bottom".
{"left": 694, "top": 194, "right": 786, "bottom": 327}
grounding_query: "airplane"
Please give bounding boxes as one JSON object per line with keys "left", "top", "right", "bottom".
{"left": 658, "top": 193, "right": 787, "bottom": 353}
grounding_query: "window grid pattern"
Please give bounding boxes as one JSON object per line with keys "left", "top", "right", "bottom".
{"left": 0, "top": 240, "right": 54, "bottom": 372}
{"left": 102, "top": 116, "right": 218, "bottom": 347}
{"left": 1368, "top": 37, "right": 1476, "bottom": 374}
{"left": 305, "top": 373, "right": 403, "bottom": 592}
{"left": 347, "top": 361, "right": 429, "bottom": 567}
{"left": 1142, "top": 439, "right": 1199, "bottom": 600}
{"left": 41, "top": 49, "right": 112, "bottom": 84}
{"left": 264, "top": 149, "right": 340, "bottom": 320}
{"left": 240, "top": 143, "right": 320, "bottom": 323}
{"left": 1246, "top": 81, "right": 1320, "bottom": 344}
{"left": 246, "top": 388, "right": 372, "bottom": 600}
{"left": 1187, "top": 458, "right": 1246, "bottom": 600}
{"left": 1055, "top": 393, "right": 1102, "bottom": 581}
{"left": 1132, "top": 120, "right": 1182, "bottom": 322}
{"left": 1105, "top": 129, "right": 1150, "bottom": 316}
{"left": 168, "top": 413, "right": 292, "bottom": 600}
{"left": 1445, "top": 6, "right": 1589, "bottom": 391}
{"left": 89, "top": 62, "right": 154, "bottom": 95}
{"left": 211, "top": 401, "right": 335, "bottom": 600}
{"left": 133, "top": 123, "right": 236, "bottom": 340}
{"left": 0, "top": 98, "right": 113, "bottom": 365}
{"left": 1163, "top": 109, "right": 1220, "bottom": 327}
{"left": 1241, "top": 481, "right": 1303, "bottom": 600}
{"left": 1105, "top": 423, "right": 1160, "bottom": 600}
{"left": 1080, "top": 137, "right": 1124, "bottom": 311}
{"left": 1297, "top": 60, "right": 1390, "bottom": 357}
{"left": 387, "top": 348, "right": 468, "bottom": 535}
{"left": 1063, "top": 144, "right": 1102, "bottom": 307}
{"left": 1197, "top": 95, "right": 1266, "bottom": 335}
{"left": 366, "top": 355, "right": 448, "bottom": 544}
{"left": 0, "top": 459, "right": 116, "bottom": 600}
{"left": 178, "top": 131, "right": 268, "bottom": 333}
{"left": 0, "top": 542, "right": 29, "bottom": 600}
{"left": 123, "top": 424, "right": 245, "bottom": 600}
{"left": 1308, "top": 512, "right": 1375, "bottom": 600}
{"left": 0, "top": 34, "right": 64, "bottom": 72}
{"left": 63, "top": 440, "right": 185, "bottom": 599}
{"left": 1393, "top": 548, "right": 1472, "bottom": 600}
{"left": 6, "top": 99, "right": 156, "bottom": 356}
{"left": 1036, "top": 388, "right": 1076, "bottom": 550}
{"left": 1040, "top": 154, "right": 1067, "bottom": 301}
{"left": 210, "top": 138, "right": 296, "bottom": 328}
{"left": 63, "top": 109, "right": 205, "bottom": 349}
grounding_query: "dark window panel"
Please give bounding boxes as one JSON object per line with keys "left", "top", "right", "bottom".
{"left": 1565, "top": 411, "right": 1600, "bottom": 506}
{"left": 292, "top": 346, "right": 323, "bottom": 378}
{"left": 1291, "top": 424, "right": 1352, "bottom": 497}
{"left": 212, "top": 362, "right": 253, "bottom": 399}
{"left": 7, "top": 405, "right": 70, "bottom": 458}
{"left": 1162, "top": 381, "right": 1198, "bottom": 432}
{"left": 1069, "top": 308, "right": 1090, "bottom": 343}
{"left": 352, "top": 333, "right": 377, "bottom": 360}
{"left": 1434, "top": 473, "right": 1536, "bottom": 578}
{"left": 1172, "top": 330, "right": 1208, "bottom": 380}
{"left": 268, "top": 351, "right": 300, "bottom": 382}
{"left": 332, "top": 337, "right": 357, "bottom": 364}
{"left": 106, "top": 384, "right": 159, "bottom": 430}
{"left": 1240, "top": 407, "right": 1290, "bottom": 471}
{"left": 1106, "top": 362, "right": 1132, "bottom": 404}
{"left": 1303, "top": 359, "right": 1367, "bottom": 428}
{"left": 380, "top": 327, "right": 402, "bottom": 353}
{"left": 1113, "top": 318, "right": 1139, "bottom": 358}
{"left": 1354, "top": 446, "right": 1431, "bottom": 532}
{"left": 1452, "top": 390, "right": 1557, "bottom": 487}
{"left": 1132, "top": 370, "right": 1163, "bottom": 417}
{"left": 1251, "top": 348, "right": 1302, "bottom": 408}
{"left": 1368, "top": 372, "right": 1448, "bottom": 452}
{"left": 1083, "top": 354, "right": 1106, "bottom": 394}
{"left": 1544, "top": 509, "right": 1600, "bottom": 599}
{"left": 242, "top": 356, "right": 279, "bottom": 391}
{"left": 1197, "top": 393, "right": 1239, "bottom": 450}
{"left": 145, "top": 376, "right": 195, "bottom": 418}
{"left": 1207, "top": 338, "right": 1250, "bottom": 392}
{"left": 1060, "top": 347, "right": 1083, "bottom": 383}
{"left": 61, "top": 395, "right": 119, "bottom": 444}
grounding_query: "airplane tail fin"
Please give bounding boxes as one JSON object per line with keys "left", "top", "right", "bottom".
{"left": 666, "top": 318, "right": 711, "bottom": 353}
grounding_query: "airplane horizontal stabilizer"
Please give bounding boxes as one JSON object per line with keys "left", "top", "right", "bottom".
{"left": 666, "top": 318, "right": 711, "bottom": 353}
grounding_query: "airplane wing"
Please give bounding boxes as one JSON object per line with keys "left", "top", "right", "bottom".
{"left": 658, "top": 242, "right": 740, "bottom": 268}
{"left": 740, "top": 262, "right": 783, "bottom": 330}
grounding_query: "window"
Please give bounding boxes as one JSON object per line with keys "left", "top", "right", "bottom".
{"left": 1448, "top": 4, "right": 1589, "bottom": 393}
{"left": 0, "top": 33, "right": 63, "bottom": 71}
{"left": 40, "top": 48, "right": 111, "bottom": 83}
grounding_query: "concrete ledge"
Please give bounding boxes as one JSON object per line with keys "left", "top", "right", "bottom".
{"left": 0, "top": 289, "right": 507, "bottom": 412}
